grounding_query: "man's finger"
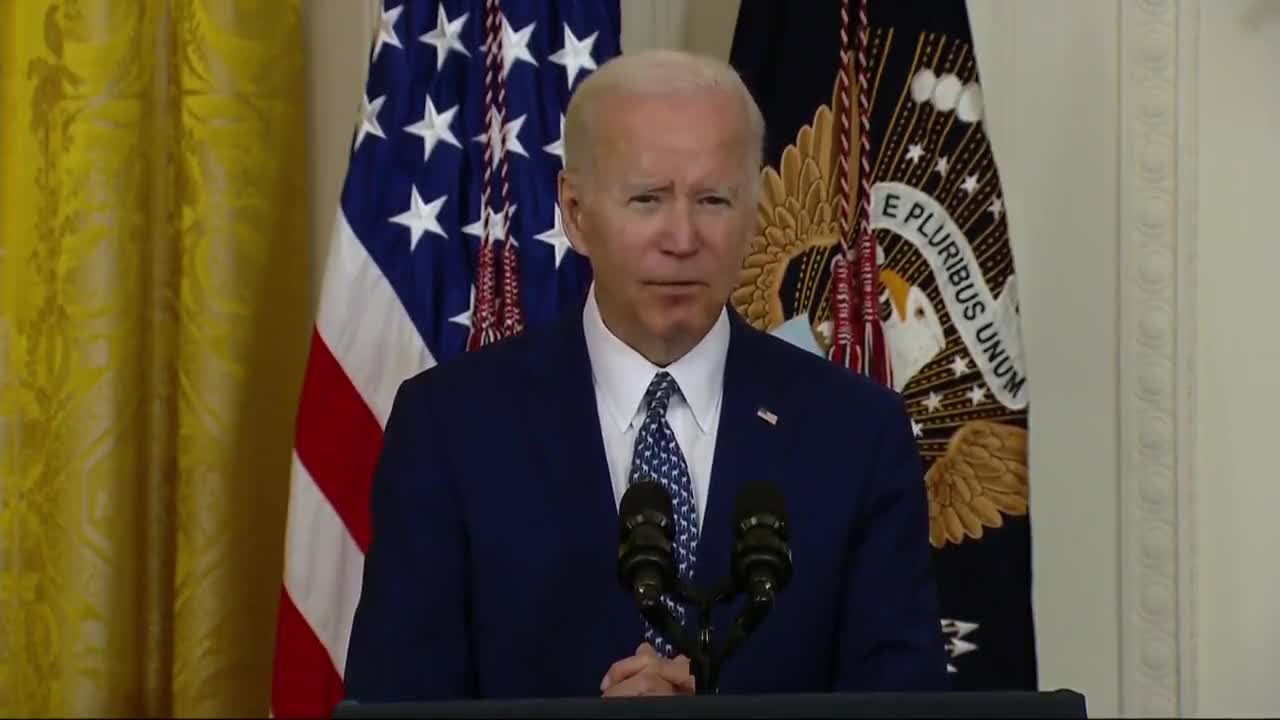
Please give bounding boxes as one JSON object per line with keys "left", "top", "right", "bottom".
{"left": 602, "top": 670, "right": 679, "bottom": 698}
{"left": 600, "top": 651, "right": 661, "bottom": 691}
{"left": 656, "top": 656, "right": 695, "bottom": 693}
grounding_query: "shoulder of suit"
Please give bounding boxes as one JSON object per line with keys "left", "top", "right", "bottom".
{"left": 398, "top": 314, "right": 565, "bottom": 400}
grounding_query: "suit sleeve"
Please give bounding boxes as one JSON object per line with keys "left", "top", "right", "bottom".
{"left": 830, "top": 392, "right": 950, "bottom": 691}
{"left": 344, "top": 374, "right": 474, "bottom": 700}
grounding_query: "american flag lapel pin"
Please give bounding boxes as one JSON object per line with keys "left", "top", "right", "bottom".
{"left": 756, "top": 407, "right": 778, "bottom": 425}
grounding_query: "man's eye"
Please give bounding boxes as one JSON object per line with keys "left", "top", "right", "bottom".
{"left": 630, "top": 194, "right": 658, "bottom": 205}
{"left": 700, "top": 196, "right": 731, "bottom": 206}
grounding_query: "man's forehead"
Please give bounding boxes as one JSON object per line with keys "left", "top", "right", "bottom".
{"left": 595, "top": 108, "right": 748, "bottom": 152}
{"left": 594, "top": 87, "right": 743, "bottom": 126}
{"left": 616, "top": 177, "right": 745, "bottom": 191}
{"left": 574, "top": 90, "right": 753, "bottom": 184}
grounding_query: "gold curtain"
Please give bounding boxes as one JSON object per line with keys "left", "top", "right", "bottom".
{"left": 0, "top": 0, "right": 310, "bottom": 715}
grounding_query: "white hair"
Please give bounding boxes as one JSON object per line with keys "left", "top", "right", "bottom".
{"left": 563, "top": 49, "right": 765, "bottom": 195}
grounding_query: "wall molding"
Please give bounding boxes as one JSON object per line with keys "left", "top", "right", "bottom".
{"left": 620, "top": 0, "right": 688, "bottom": 52}
{"left": 652, "top": 0, "right": 687, "bottom": 49}
{"left": 1118, "top": 0, "right": 1199, "bottom": 716}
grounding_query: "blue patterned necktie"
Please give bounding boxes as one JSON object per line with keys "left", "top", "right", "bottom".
{"left": 627, "top": 370, "right": 699, "bottom": 658}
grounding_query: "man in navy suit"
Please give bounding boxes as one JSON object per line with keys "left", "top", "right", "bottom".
{"left": 344, "top": 49, "right": 948, "bottom": 700}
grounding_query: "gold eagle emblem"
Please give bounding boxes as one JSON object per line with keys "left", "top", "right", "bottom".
{"left": 735, "top": 70, "right": 1030, "bottom": 548}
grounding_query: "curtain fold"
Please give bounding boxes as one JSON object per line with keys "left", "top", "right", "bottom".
{"left": 0, "top": 1, "right": 309, "bottom": 715}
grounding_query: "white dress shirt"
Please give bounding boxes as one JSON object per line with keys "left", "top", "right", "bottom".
{"left": 582, "top": 286, "right": 729, "bottom": 531}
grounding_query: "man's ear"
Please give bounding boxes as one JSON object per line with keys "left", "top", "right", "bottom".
{"left": 557, "top": 169, "right": 589, "bottom": 258}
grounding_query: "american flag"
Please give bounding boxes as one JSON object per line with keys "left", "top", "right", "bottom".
{"left": 270, "top": 1, "right": 621, "bottom": 715}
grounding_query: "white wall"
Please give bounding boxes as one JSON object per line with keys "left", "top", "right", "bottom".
{"left": 965, "top": 1, "right": 1123, "bottom": 714}
{"left": 1195, "top": 1, "right": 1280, "bottom": 716}
{"left": 301, "top": 1, "right": 1280, "bottom": 716}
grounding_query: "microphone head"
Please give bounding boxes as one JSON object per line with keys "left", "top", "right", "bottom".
{"left": 734, "top": 482, "right": 789, "bottom": 539}
{"left": 617, "top": 480, "right": 677, "bottom": 604}
{"left": 619, "top": 480, "right": 674, "bottom": 539}
{"left": 732, "top": 482, "right": 792, "bottom": 598}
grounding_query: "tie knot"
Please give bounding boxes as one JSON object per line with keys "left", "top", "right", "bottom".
{"left": 643, "top": 371, "right": 679, "bottom": 417}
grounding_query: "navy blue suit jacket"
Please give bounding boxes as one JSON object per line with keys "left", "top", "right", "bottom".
{"left": 344, "top": 302, "right": 948, "bottom": 700}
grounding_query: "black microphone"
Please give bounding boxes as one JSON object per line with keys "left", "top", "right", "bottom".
{"left": 732, "top": 482, "right": 793, "bottom": 622}
{"left": 617, "top": 481, "right": 677, "bottom": 613}
{"left": 719, "top": 483, "right": 793, "bottom": 664}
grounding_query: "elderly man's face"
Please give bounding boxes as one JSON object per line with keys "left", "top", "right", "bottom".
{"left": 561, "top": 89, "right": 755, "bottom": 362}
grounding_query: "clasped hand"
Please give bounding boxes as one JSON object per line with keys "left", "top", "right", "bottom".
{"left": 599, "top": 642, "right": 695, "bottom": 697}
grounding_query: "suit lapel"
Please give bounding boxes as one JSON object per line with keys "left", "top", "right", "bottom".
{"left": 523, "top": 305, "right": 644, "bottom": 655}
{"left": 695, "top": 312, "right": 789, "bottom": 591}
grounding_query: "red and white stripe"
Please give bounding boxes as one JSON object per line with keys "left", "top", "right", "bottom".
{"left": 271, "top": 210, "right": 435, "bottom": 717}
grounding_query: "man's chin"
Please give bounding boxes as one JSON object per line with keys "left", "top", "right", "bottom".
{"left": 642, "top": 316, "right": 716, "bottom": 350}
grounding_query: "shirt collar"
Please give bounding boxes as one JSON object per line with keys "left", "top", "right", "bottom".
{"left": 583, "top": 285, "right": 729, "bottom": 434}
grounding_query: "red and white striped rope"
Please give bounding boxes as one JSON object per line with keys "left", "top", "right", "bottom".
{"left": 496, "top": 14, "right": 524, "bottom": 338}
{"left": 835, "top": 0, "right": 853, "bottom": 249}
{"left": 828, "top": 0, "right": 889, "bottom": 386}
{"left": 828, "top": 0, "right": 857, "bottom": 363}
{"left": 855, "top": 0, "right": 878, "bottom": 333}
{"left": 468, "top": 0, "right": 504, "bottom": 350}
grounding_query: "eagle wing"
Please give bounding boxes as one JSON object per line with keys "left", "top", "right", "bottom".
{"left": 732, "top": 91, "right": 857, "bottom": 332}
{"left": 925, "top": 420, "right": 1030, "bottom": 548}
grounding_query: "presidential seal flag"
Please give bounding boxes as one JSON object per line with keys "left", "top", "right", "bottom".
{"left": 730, "top": 0, "right": 1036, "bottom": 689}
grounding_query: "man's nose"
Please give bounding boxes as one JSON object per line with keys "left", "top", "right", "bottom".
{"left": 661, "top": 203, "right": 698, "bottom": 256}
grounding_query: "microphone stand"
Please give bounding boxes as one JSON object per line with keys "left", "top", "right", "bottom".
{"left": 673, "top": 578, "right": 738, "bottom": 695}
{"left": 632, "top": 578, "right": 783, "bottom": 696}
{"left": 618, "top": 483, "right": 789, "bottom": 696}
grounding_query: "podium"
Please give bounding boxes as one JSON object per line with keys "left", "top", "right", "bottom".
{"left": 333, "top": 689, "right": 1087, "bottom": 718}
